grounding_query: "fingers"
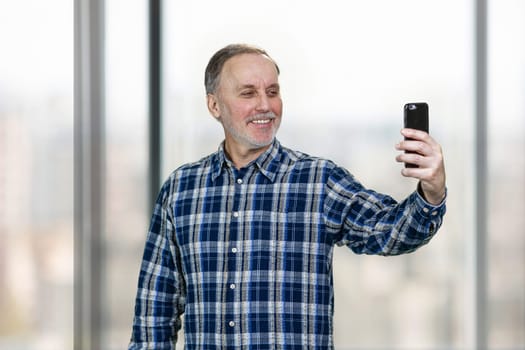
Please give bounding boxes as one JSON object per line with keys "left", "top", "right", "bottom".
{"left": 395, "top": 129, "right": 440, "bottom": 167}
{"left": 396, "top": 140, "right": 430, "bottom": 159}
{"left": 400, "top": 128, "right": 433, "bottom": 143}
{"left": 394, "top": 129, "right": 446, "bottom": 204}
{"left": 395, "top": 129, "right": 444, "bottom": 179}
{"left": 395, "top": 142, "right": 443, "bottom": 174}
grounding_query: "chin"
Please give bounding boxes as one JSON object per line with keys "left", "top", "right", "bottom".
{"left": 251, "top": 136, "right": 275, "bottom": 148}
{"left": 252, "top": 129, "right": 278, "bottom": 146}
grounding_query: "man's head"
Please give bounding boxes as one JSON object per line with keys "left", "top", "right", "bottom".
{"left": 205, "top": 44, "right": 283, "bottom": 164}
{"left": 205, "top": 44, "right": 280, "bottom": 95}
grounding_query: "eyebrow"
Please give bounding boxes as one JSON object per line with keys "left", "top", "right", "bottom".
{"left": 237, "top": 83, "right": 280, "bottom": 90}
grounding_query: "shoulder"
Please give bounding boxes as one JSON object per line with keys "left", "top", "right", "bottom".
{"left": 280, "top": 145, "right": 357, "bottom": 180}
{"left": 279, "top": 144, "right": 338, "bottom": 171}
{"left": 277, "top": 144, "right": 359, "bottom": 186}
{"left": 172, "top": 152, "right": 216, "bottom": 177}
{"left": 160, "top": 151, "right": 219, "bottom": 195}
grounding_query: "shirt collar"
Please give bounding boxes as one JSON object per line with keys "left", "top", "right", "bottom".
{"left": 211, "top": 139, "right": 282, "bottom": 183}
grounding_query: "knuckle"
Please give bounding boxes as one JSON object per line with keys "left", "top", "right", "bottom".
{"left": 412, "top": 154, "right": 423, "bottom": 164}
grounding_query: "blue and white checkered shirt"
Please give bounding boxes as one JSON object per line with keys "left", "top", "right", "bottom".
{"left": 129, "top": 139, "right": 446, "bottom": 349}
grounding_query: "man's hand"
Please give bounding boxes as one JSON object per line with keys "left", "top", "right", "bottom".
{"left": 395, "top": 128, "right": 446, "bottom": 205}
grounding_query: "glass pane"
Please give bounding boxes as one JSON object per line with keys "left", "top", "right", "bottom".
{"left": 104, "top": 0, "right": 149, "bottom": 348}
{"left": 488, "top": 0, "right": 525, "bottom": 348}
{"left": 163, "top": 1, "right": 473, "bottom": 348}
{"left": 0, "top": 1, "right": 73, "bottom": 349}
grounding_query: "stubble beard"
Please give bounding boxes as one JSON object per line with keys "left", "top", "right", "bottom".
{"left": 221, "top": 112, "right": 280, "bottom": 151}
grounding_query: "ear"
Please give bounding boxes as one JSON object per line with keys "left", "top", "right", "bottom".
{"left": 206, "top": 93, "right": 221, "bottom": 119}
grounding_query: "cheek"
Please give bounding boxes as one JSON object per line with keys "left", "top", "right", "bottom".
{"left": 271, "top": 98, "right": 283, "bottom": 115}
{"left": 220, "top": 101, "right": 249, "bottom": 119}
{"left": 237, "top": 103, "right": 255, "bottom": 115}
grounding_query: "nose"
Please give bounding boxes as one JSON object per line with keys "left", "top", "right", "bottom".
{"left": 255, "top": 94, "right": 270, "bottom": 112}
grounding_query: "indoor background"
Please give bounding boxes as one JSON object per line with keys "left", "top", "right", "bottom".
{"left": 0, "top": 0, "right": 524, "bottom": 349}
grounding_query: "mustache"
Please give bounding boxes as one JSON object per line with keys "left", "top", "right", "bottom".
{"left": 246, "top": 112, "right": 277, "bottom": 122}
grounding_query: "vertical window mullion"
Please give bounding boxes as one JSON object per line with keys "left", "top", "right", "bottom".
{"left": 474, "top": 0, "right": 488, "bottom": 349}
{"left": 74, "top": 0, "right": 105, "bottom": 349}
{"left": 149, "top": 0, "right": 162, "bottom": 212}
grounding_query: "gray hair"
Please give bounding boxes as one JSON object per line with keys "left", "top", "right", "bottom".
{"left": 204, "top": 43, "right": 280, "bottom": 94}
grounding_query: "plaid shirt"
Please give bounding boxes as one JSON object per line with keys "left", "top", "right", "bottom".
{"left": 129, "top": 139, "right": 446, "bottom": 349}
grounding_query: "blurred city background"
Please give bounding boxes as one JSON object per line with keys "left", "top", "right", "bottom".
{"left": 0, "top": 0, "right": 524, "bottom": 349}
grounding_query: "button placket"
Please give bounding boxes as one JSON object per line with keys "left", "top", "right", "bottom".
{"left": 225, "top": 170, "right": 244, "bottom": 337}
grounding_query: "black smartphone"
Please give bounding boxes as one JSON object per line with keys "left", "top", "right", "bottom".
{"left": 403, "top": 102, "right": 429, "bottom": 168}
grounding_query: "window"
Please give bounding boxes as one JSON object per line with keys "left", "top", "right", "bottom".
{"left": 162, "top": 1, "right": 473, "bottom": 348}
{"left": 104, "top": 0, "right": 149, "bottom": 348}
{"left": 160, "top": 0, "right": 524, "bottom": 349}
{"left": 487, "top": 1, "right": 525, "bottom": 347}
{"left": 0, "top": 1, "right": 73, "bottom": 349}
{"left": 1, "top": 1, "right": 523, "bottom": 349}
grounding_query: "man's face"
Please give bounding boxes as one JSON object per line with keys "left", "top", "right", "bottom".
{"left": 207, "top": 53, "right": 282, "bottom": 157}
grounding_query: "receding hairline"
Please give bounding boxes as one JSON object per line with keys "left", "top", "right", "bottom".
{"left": 204, "top": 44, "right": 280, "bottom": 95}
{"left": 219, "top": 53, "right": 280, "bottom": 83}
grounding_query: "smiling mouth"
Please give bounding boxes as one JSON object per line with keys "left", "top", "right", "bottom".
{"left": 251, "top": 119, "right": 272, "bottom": 125}
{"left": 248, "top": 112, "right": 276, "bottom": 125}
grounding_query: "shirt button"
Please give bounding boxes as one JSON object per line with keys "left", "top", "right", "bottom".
{"left": 229, "top": 321, "right": 235, "bottom": 327}
{"left": 431, "top": 211, "right": 438, "bottom": 216}
{"left": 233, "top": 211, "right": 239, "bottom": 218}
{"left": 423, "top": 207, "right": 430, "bottom": 213}
{"left": 236, "top": 178, "right": 243, "bottom": 184}
{"left": 231, "top": 247, "right": 238, "bottom": 253}
{"left": 229, "top": 283, "right": 236, "bottom": 290}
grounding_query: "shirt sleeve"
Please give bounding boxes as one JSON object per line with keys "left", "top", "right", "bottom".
{"left": 128, "top": 179, "right": 186, "bottom": 349}
{"left": 324, "top": 165, "right": 446, "bottom": 255}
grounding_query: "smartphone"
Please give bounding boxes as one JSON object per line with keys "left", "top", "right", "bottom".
{"left": 403, "top": 102, "right": 429, "bottom": 168}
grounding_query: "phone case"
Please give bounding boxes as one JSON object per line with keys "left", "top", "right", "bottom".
{"left": 404, "top": 102, "right": 429, "bottom": 168}
{"left": 404, "top": 102, "right": 429, "bottom": 133}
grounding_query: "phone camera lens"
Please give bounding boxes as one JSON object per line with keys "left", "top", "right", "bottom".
{"left": 409, "top": 104, "right": 417, "bottom": 110}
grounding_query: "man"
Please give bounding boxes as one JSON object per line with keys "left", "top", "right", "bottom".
{"left": 129, "top": 43, "right": 446, "bottom": 349}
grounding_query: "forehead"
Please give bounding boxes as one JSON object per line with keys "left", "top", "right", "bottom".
{"left": 220, "top": 53, "right": 279, "bottom": 86}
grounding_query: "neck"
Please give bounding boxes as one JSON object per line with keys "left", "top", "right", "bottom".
{"left": 224, "top": 141, "right": 271, "bottom": 169}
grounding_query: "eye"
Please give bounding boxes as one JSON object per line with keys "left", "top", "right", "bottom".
{"left": 267, "top": 86, "right": 280, "bottom": 97}
{"left": 240, "top": 90, "right": 255, "bottom": 98}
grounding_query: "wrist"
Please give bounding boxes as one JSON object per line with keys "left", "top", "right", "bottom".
{"left": 417, "top": 182, "right": 446, "bottom": 206}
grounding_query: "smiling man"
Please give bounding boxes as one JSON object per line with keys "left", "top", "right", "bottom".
{"left": 206, "top": 48, "right": 283, "bottom": 167}
{"left": 129, "top": 44, "right": 447, "bottom": 349}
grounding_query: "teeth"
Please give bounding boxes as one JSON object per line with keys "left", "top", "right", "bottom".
{"left": 252, "top": 119, "right": 270, "bottom": 124}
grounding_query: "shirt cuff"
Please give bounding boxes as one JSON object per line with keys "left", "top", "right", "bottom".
{"left": 414, "top": 186, "right": 447, "bottom": 219}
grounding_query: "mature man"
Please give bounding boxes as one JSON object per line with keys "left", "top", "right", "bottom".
{"left": 129, "top": 43, "right": 446, "bottom": 349}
